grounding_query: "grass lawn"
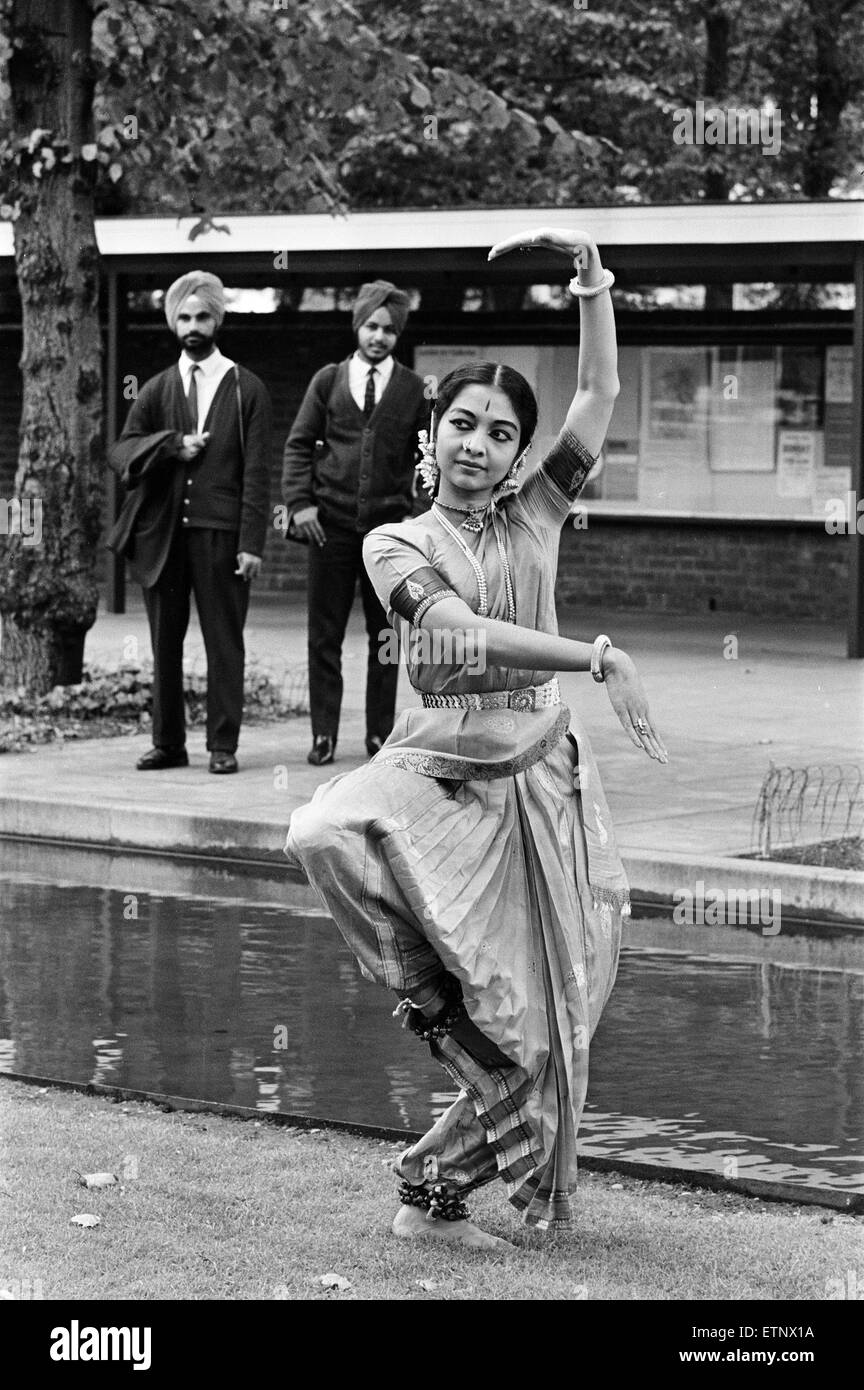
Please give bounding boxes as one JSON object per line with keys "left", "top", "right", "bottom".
{"left": 1, "top": 1080, "right": 860, "bottom": 1302}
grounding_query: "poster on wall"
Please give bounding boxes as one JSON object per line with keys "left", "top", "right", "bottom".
{"left": 601, "top": 444, "right": 640, "bottom": 500}
{"left": 641, "top": 347, "right": 711, "bottom": 451}
{"left": 811, "top": 467, "right": 852, "bottom": 518}
{"left": 824, "top": 345, "right": 854, "bottom": 469}
{"left": 776, "top": 430, "right": 817, "bottom": 498}
{"left": 825, "top": 345, "right": 854, "bottom": 404}
{"left": 708, "top": 347, "right": 776, "bottom": 472}
{"left": 776, "top": 346, "right": 824, "bottom": 428}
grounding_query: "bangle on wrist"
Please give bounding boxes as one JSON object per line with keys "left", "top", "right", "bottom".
{"left": 568, "top": 268, "right": 615, "bottom": 299}
{"left": 591, "top": 633, "right": 612, "bottom": 683}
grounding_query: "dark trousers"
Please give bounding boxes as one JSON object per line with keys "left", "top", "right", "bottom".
{"left": 142, "top": 526, "right": 250, "bottom": 752}
{"left": 307, "top": 522, "right": 399, "bottom": 743}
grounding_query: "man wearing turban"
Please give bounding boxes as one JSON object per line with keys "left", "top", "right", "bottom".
{"left": 108, "top": 270, "right": 273, "bottom": 775}
{"left": 282, "top": 279, "right": 427, "bottom": 766}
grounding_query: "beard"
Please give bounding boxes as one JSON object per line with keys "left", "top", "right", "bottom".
{"left": 180, "top": 331, "right": 217, "bottom": 356}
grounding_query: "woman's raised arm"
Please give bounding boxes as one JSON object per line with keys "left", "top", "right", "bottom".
{"left": 488, "top": 227, "right": 619, "bottom": 457}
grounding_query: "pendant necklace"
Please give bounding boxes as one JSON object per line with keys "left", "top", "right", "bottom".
{"left": 433, "top": 499, "right": 489, "bottom": 534}
{"left": 432, "top": 502, "right": 516, "bottom": 624}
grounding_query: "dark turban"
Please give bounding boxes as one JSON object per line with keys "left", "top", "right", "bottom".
{"left": 352, "top": 280, "right": 411, "bottom": 336}
{"left": 164, "top": 271, "right": 226, "bottom": 333}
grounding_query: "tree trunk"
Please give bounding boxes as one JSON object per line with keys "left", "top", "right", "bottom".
{"left": 0, "top": 0, "right": 102, "bottom": 695}
{"left": 702, "top": 5, "right": 734, "bottom": 311}
{"left": 802, "top": 0, "right": 849, "bottom": 198}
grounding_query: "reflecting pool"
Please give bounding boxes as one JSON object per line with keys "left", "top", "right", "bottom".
{"left": 1, "top": 847, "right": 861, "bottom": 1197}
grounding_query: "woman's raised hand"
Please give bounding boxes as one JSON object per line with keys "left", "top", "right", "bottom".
{"left": 602, "top": 649, "right": 668, "bottom": 763}
{"left": 488, "top": 227, "right": 600, "bottom": 274}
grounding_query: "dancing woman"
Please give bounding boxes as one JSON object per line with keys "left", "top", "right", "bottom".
{"left": 285, "top": 229, "right": 667, "bottom": 1250}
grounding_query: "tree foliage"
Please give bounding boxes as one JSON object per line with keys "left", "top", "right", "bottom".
{"left": 344, "top": 0, "right": 864, "bottom": 206}
{"left": 7, "top": 0, "right": 861, "bottom": 221}
{"left": 83, "top": 0, "right": 572, "bottom": 216}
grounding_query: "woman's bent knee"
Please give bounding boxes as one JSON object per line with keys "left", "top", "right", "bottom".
{"left": 285, "top": 803, "right": 332, "bottom": 861}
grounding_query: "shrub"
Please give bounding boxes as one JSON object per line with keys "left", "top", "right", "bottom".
{"left": 0, "top": 661, "right": 308, "bottom": 753}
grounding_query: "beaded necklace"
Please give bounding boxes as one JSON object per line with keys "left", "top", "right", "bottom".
{"left": 432, "top": 502, "right": 516, "bottom": 624}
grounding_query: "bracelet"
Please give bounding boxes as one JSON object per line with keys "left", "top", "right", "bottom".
{"left": 591, "top": 633, "right": 612, "bottom": 683}
{"left": 568, "top": 268, "right": 615, "bottom": 299}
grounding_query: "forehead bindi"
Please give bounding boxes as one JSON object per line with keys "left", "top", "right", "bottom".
{"left": 450, "top": 385, "right": 518, "bottom": 431}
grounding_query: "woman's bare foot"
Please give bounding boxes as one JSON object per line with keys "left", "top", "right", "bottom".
{"left": 392, "top": 1203, "right": 515, "bottom": 1253}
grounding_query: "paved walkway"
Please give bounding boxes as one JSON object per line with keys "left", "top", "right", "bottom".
{"left": 2, "top": 594, "right": 862, "bottom": 917}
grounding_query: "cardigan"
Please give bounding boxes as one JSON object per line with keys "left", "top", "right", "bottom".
{"left": 281, "top": 356, "right": 428, "bottom": 534}
{"left": 107, "top": 362, "right": 272, "bottom": 587}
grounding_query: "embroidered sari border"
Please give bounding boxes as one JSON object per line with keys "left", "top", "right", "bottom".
{"left": 432, "top": 1034, "right": 554, "bottom": 1223}
{"left": 375, "top": 705, "right": 572, "bottom": 782}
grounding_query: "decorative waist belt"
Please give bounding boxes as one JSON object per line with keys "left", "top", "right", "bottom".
{"left": 420, "top": 677, "right": 560, "bottom": 713}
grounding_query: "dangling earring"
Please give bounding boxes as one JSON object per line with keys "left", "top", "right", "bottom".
{"left": 415, "top": 419, "right": 440, "bottom": 494}
{"left": 492, "top": 440, "right": 532, "bottom": 502}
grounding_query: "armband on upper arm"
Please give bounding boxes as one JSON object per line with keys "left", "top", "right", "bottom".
{"left": 389, "top": 565, "right": 458, "bottom": 628}
{"left": 543, "top": 429, "right": 597, "bottom": 499}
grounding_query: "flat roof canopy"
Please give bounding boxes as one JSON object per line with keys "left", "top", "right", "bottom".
{"left": 1, "top": 201, "right": 861, "bottom": 284}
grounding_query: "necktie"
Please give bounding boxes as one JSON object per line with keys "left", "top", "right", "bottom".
{"left": 187, "top": 363, "right": 200, "bottom": 432}
{"left": 363, "top": 366, "right": 376, "bottom": 420}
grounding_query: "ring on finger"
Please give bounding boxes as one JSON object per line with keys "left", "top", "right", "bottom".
{"left": 634, "top": 718, "right": 647, "bottom": 734}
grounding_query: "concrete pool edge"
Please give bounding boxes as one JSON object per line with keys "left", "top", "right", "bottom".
{"left": 2, "top": 794, "right": 862, "bottom": 928}
{"left": 2, "top": 1071, "right": 862, "bottom": 1216}
{"left": 622, "top": 851, "right": 864, "bottom": 931}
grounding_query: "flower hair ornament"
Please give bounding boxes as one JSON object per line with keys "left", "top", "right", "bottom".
{"left": 416, "top": 420, "right": 439, "bottom": 495}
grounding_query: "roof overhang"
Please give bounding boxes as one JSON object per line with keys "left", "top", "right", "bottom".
{"left": 1, "top": 201, "right": 862, "bottom": 283}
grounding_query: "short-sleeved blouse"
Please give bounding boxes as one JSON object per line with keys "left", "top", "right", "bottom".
{"left": 363, "top": 426, "right": 595, "bottom": 694}
{"left": 360, "top": 427, "right": 596, "bottom": 778}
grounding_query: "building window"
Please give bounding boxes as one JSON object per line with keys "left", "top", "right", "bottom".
{"left": 414, "top": 339, "right": 852, "bottom": 521}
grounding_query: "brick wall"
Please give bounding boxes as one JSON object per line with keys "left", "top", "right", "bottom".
{"left": 556, "top": 517, "right": 848, "bottom": 621}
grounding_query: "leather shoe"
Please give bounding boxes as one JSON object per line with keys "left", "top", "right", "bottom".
{"left": 365, "top": 734, "right": 384, "bottom": 758}
{"left": 307, "top": 736, "right": 335, "bottom": 766}
{"left": 209, "top": 751, "right": 238, "bottom": 774}
{"left": 136, "top": 746, "right": 188, "bottom": 771}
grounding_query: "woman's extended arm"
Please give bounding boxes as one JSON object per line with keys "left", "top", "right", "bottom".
{"left": 420, "top": 595, "right": 667, "bottom": 761}
{"left": 422, "top": 595, "right": 594, "bottom": 671}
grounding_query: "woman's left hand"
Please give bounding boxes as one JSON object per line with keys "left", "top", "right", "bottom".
{"left": 602, "top": 649, "right": 668, "bottom": 763}
{"left": 488, "top": 227, "right": 601, "bottom": 277}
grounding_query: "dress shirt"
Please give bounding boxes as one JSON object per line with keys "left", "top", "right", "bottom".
{"left": 348, "top": 350, "right": 394, "bottom": 412}
{"left": 179, "top": 347, "right": 235, "bottom": 433}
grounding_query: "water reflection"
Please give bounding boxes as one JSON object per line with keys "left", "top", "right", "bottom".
{"left": 0, "top": 873, "right": 861, "bottom": 1195}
